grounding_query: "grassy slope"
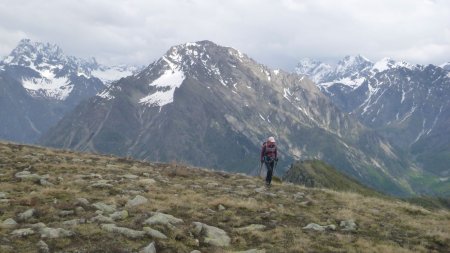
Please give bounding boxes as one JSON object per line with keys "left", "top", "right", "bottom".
{"left": 283, "top": 160, "right": 384, "bottom": 198}
{"left": 0, "top": 142, "right": 449, "bottom": 253}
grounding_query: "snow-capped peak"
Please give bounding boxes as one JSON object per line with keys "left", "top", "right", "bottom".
{"left": 440, "top": 62, "right": 450, "bottom": 71}
{"left": 335, "top": 55, "right": 373, "bottom": 74}
{"left": 372, "top": 57, "right": 416, "bottom": 72}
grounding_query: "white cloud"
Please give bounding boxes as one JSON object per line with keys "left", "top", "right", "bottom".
{"left": 0, "top": 0, "right": 448, "bottom": 70}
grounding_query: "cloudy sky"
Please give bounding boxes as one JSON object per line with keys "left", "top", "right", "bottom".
{"left": 0, "top": 0, "right": 449, "bottom": 70}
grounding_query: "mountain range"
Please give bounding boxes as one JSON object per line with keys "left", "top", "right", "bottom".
{"left": 0, "top": 39, "right": 138, "bottom": 143}
{"left": 296, "top": 56, "right": 450, "bottom": 189}
{"left": 38, "top": 40, "right": 439, "bottom": 196}
{"left": 1, "top": 39, "right": 448, "bottom": 196}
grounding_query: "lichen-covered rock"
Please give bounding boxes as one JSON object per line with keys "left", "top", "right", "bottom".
{"left": 17, "top": 208, "right": 35, "bottom": 221}
{"left": 1, "top": 218, "right": 18, "bottom": 229}
{"left": 192, "top": 222, "right": 230, "bottom": 247}
{"left": 101, "top": 224, "right": 146, "bottom": 239}
{"left": 126, "top": 195, "right": 148, "bottom": 207}
{"left": 90, "top": 214, "right": 114, "bottom": 224}
{"left": 92, "top": 202, "right": 116, "bottom": 214}
{"left": 340, "top": 219, "right": 357, "bottom": 231}
{"left": 11, "top": 228, "right": 35, "bottom": 237}
{"left": 37, "top": 240, "right": 50, "bottom": 253}
{"left": 302, "top": 223, "right": 336, "bottom": 231}
{"left": 39, "top": 227, "right": 74, "bottom": 238}
{"left": 110, "top": 210, "right": 129, "bottom": 221}
{"left": 235, "top": 224, "right": 266, "bottom": 232}
{"left": 139, "top": 242, "right": 156, "bottom": 253}
{"left": 143, "top": 227, "right": 168, "bottom": 239}
{"left": 143, "top": 212, "right": 183, "bottom": 227}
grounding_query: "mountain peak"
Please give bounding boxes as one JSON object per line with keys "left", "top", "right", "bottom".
{"left": 2, "top": 38, "right": 65, "bottom": 66}
{"left": 372, "top": 57, "right": 416, "bottom": 72}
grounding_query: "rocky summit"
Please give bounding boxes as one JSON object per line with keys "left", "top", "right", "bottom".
{"left": 0, "top": 142, "right": 449, "bottom": 252}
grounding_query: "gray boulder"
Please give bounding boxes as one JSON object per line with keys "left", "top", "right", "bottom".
{"left": 37, "top": 240, "right": 49, "bottom": 253}
{"left": 192, "top": 222, "right": 230, "bottom": 247}
{"left": 0, "top": 192, "right": 7, "bottom": 198}
{"left": 110, "top": 210, "right": 129, "bottom": 221}
{"left": 17, "top": 208, "right": 35, "bottom": 221}
{"left": 302, "top": 223, "right": 336, "bottom": 231}
{"left": 235, "top": 224, "right": 266, "bottom": 232}
{"left": 15, "top": 171, "right": 41, "bottom": 182}
{"left": 11, "top": 228, "right": 35, "bottom": 237}
{"left": 39, "top": 227, "right": 74, "bottom": 239}
{"left": 340, "top": 219, "right": 357, "bottom": 231}
{"left": 101, "top": 224, "right": 146, "bottom": 239}
{"left": 143, "top": 227, "right": 168, "bottom": 239}
{"left": 92, "top": 202, "right": 116, "bottom": 214}
{"left": 143, "top": 212, "right": 183, "bottom": 228}
{"left": 139, "top": 242, "right": 156, "bottom": 253}
{"left": 90, "top": 214, "right": 114, "bottom": 224}
{"left": 126, "top": 195, "right": 148, "bottom": 207}
{"left": 1, "top": 218, "right": 18, "bottom": 229}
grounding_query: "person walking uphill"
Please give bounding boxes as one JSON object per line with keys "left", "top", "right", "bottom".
{"left": 261, "top": 136, "right": 278, "bottom": 187}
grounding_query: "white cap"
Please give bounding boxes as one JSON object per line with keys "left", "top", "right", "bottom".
{"left": 267, "top": 136, "right": 275, "bottom": 143}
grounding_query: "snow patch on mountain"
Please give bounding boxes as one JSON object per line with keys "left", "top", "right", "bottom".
{"left": 139, "top": 69, "right": 185, "bottom": 107}
{"left": 22, "top": 76, "right": 73, "bottom": 100}
{"left": 91, "top": 65, "right": 137, "bottom": 85}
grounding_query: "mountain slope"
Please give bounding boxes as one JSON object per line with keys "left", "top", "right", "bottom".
{"left": 297, "top": 56, "right": 450, "bottom": 190}
{"left": 40, "top": 41, "right": 421, "bottom": 196}
{"left": 0, "top": 141, "right": 449, "bottom": 252}
{"left": 283, "top": 160, "right": 383, "bottom": 197}
{"left": 0, "top": 39, "right": 138, "bottom": 143}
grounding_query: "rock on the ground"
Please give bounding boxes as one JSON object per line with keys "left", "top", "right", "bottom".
{"left": 340, "top": 219, "right": 357, "bottom": 231}
{"left": 121, "top": 174, "right": 139, "bottom": 179}
{"left": 302, "top": 223, "right": 336, "bottom": 231}
{"left": 90, "top": 180, "right": 114, "bottom": 188}
{"left": 17, "top": 208, "right": 35, "bottom": 221}
{"left": 101, "top": 224, "right": 146, "bottom": 239}
{"left": 92, "top": 202, "right": 117, "bottom": 214}
{"left": 75, "top": 198, "right": 90, "bottom": 206}
{"left": 90, "top": 214, "right": 114, "bottom": 224}
{"left": 11, "top": 228, "right": 35, "bottom": 237}
{"left": 139, "top": 241, "right": 156, "bottom": 253}
{"left": 37, "top": 240, "right": 49, "bottom": 253}
{"left": 15, "top": 171, "right": 41, "bottom": 182}
{"left": 39, "top": 227, "right": 74, "bottom": 238}
{"left": 1, "top": 218, "right": 18, "bottom": 229}
{"left": 143, "top": 227, "right": 168, "bottom": 239}
{"left": 143, "top": 212, "right": 184, "bottom": 228}
{"left": 235, "top": 224, "right": 266, "bottom": 232}
{"left": 192, "top": 222, "right": 230, "bottom": 247}
{"left": 233, "top": 249, "right": 266, "bottom": 253}
{"left": 138, "top": 178, "right": 156, "bottom": 186}
{"left": 218, "top": 204, "right": 226, "bottom": 211}
{"left": 0, "top": 192, "right": 7, "bottom": 198}
{"left": 126, "top": 195, "right": 148, "bottom": 207}
{"left": 110, "top": 210, "right": 129, "bottom": 220}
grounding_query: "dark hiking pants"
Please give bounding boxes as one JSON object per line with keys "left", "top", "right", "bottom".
{"left": 264, "top": 159, "right": 275, "bottom": 184}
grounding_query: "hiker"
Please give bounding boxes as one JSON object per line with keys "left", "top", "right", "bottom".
{"left": 260, "top": 136, "right": 278, "bottom": 187}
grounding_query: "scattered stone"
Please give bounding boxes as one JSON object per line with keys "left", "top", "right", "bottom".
{"left": 143, "top": 227, "right": 168, "bottom": 239}
{"left": 76, "top": 198, "right": 90, "bottom": 206}
{"left": 139, "top": 241, "right": 156, "bottom": 253}
{"left": 293, "top": 192, "right": 305, "bottom": 199}
{"left": 15, "top": 171, "right": 41, "bottom": 182}
{"left": 37, "top": 240, "right": 50, "bottom": 253}
{"left": 17, "top": 208, "right": 35, "bottom": 221}
{"left": 0, "top": 192, "right": 7, "bottom": 198}
{"left": 143, "top": 212, "right": 184, "bottom": 227}
{"left": 143, "top": 172, "right": 150, "bottom": 177}
{"left": 138, "top": 178, "right": 156, "bottom": 186}
{"left": 59, "top": 210, "right": 75, "bottom": 217}
{"left": 62, "top": 219, "right": 85, "bottom": 226}
{"left": 39, "top": 178, "right": 53, "bottom": 186}
{"left": 1, "top": 218, "right": 18, "bottom": 229}
{"left": 101, "top": 224, "right": 146, "bottom": 239}
{"left": 192, "top": 222, "right": 230, "bottom": 247}
{"left": 110, "top": 210, "right": 129, "bottom": 221}
{"left": 191, "top": 185, "right": 202, "bottom": 189}
{"left": 302, "top": 223, "right": 336, "bottom": 232}
{"left": 340, "top": 219, "right": 357, "bottom": 231}
{"left": 127, "top": 195, "right": 148, "bottom": 207}
{"left": 206, "top": 182, "right": 219, "bottom": 188}
{"left": 92, "top": 202, "right": 116, "bottom": 214}
{"left": 121, "top": 174, "right": 139, "bottom": 179}
{"left": 235, "top": 224, "right": 266, "bottom": 232}
{"left": 90, "top": 214, "right": 114, "bottom": 224}
{"left": 255, "top": 187, "right": 265, "bottom": 193}
{"left": 90, "top": 180, "right": 114, "bottom": 188}
{"left": 75, "top": 206, "right": 85, "bottom": 214}
{"left": 11, "top": 228, "right": 35, "bottom": 237}
{"left": 30, "top": 222, "right": 47, "bottom": 230}
{"left": 218, "top": 204, "right": 226, "bottom": 211}
{"left": 190, "top": 251, "right": 201, "bottom": 253}
{"left": 40, "top": 227, "right": 74, "bottom": 239}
